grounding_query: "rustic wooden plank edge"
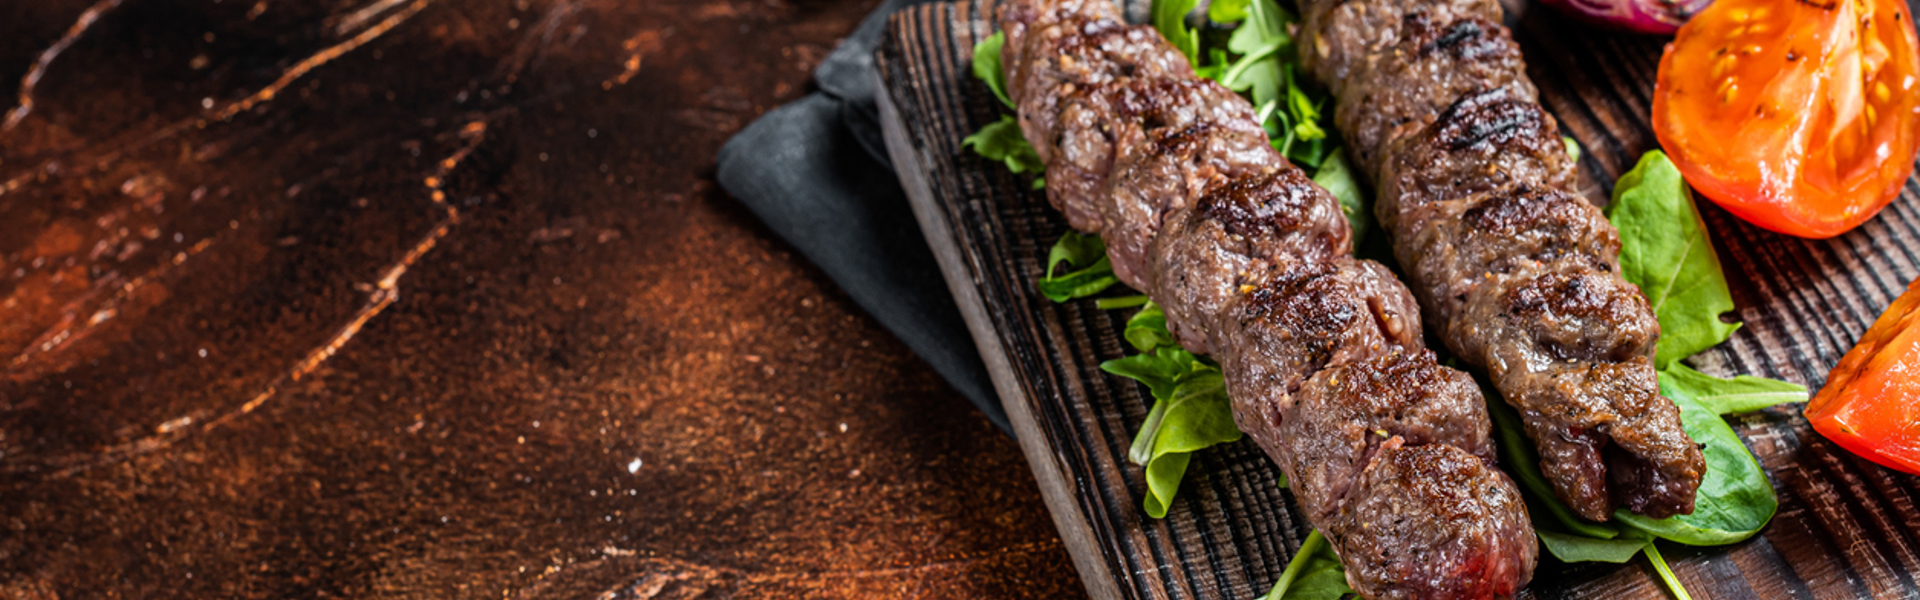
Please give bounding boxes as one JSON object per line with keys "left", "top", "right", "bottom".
{"left": 875, "top": 68, "right": 1126, "bottom": 600}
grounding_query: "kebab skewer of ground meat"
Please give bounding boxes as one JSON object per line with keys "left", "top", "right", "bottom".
{"left": 998, "top": 1, "right": 1535, "bottom": 596}
{"left": 1297, "top": 0, "right": 1706, "bottom": 521}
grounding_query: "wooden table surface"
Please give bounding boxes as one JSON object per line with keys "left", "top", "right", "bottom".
{"left": 0, "top": 0, "right": 1084, "bottom": 597}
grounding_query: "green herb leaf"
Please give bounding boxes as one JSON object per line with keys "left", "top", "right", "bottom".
{"left": 1263, "top": 530, "right": 1355, "bottom": 600}
{"left": 1225, "top": 0, "right": 1292, "bottom": 109}
{"left": 1124, "top": 301, "right": 1176, "bottom": 352}
{"left": 1563, "top": 136, "right": 1581, "bottom": 163}
{"left": 1209, "top": 0, "right": 1252, "bottom": 23}
{"left": 1659, "top": 363, "right": 1808, "bottom": 416}
{"left": 1607, "top": 150, "right": 1742, "bottom": 369}
{"left": 1312, "top": 151, "right": 1369, "bottom": 244}
{"left": 972, "top": 31, "right": 1012, "bottom": 108}
{"left": 963, "top": 115, "right": 1045, "bottom": 176}
{"left": 1142, "top": 370, "right": 1240, "bottom": 517}
{"left": 1035, "top": 231, "right": 1119, "bottom": 302}
{"left": 1046, "top": 231, "right": 1105, "bottom": 278}
{"left": 1151, "top": 0, "right": 1202, "bottom": 64}
{"left": 1285, "top": 66, "right": 1326, "bottom": 141}
{"left": 1538, "top": 530, "right": 1647, "bottom": 563}
{"left": 1613, "top": 389, "right": 1779, "bottom": 546}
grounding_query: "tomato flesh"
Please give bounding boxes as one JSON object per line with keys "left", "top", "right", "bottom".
{"left": 1808, "top": 277, "right": 1920, "bottom": 474}
{"left": 1654, "top": 0, "right": 1920, "bottom": 239}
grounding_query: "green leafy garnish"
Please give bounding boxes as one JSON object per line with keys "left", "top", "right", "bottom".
{"left": 1607, "top": 150, "right": 1741, "bottom": 369}
{"left": 1610, "top": 380, "right": 1782, "bottom": 546}
{"left": 963, "top": 116, "right": 1045, "bottom": 176}
{"left": 1660, "top": 363, "right": 1808, "bottom": 416}
{"left": 1138, "top": 370, "right": 1240, "bottom": 517}
{"left": 1099, "top": 302, "right": 1238, "bottom": 518}
{"left": 1209, "top": 0, "right": 1252, "bottom": 23}
{"left": 1038, "top": 231, "right": 1119, "bottom": 302}
{"left": 973, "top": 31, "right": 1012, "bottom": 108}
{"left": 1563, "top": 136, "right": 1581, "bottom": 163}
{"left": 965, "top": 32, "right": 1045, "bottom": 188}
{"left": 1153, "top": 0, "right": 1203, "bottom": 66}
{"left": 1262, "top": 530, "right": 1355, "bottom": 600}
{"left": 1123, "top": 300, "right": 1175, "bottom": 352}
{"left": 1537, "top": 530, "right": 1647, "bottom": 563}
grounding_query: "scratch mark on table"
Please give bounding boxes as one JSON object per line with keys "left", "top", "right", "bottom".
{"left": 0, "top": 0, "right": 124, "bottom": 134}
{"left": 39, "top": 120, "right": 488, "bottom": 479}
{"left": 210, "top": 0, "right": 434, "bottom": 121}
{"left": 0, "top": 0, "right": 434, "bottom": 199}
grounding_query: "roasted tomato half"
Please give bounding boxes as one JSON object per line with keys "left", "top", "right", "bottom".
{"left": 1653, "top": 0, "right": 1920, "bottom": 239}
{"left": 1807, "top": 276, "right": 1920, "bottom": 474}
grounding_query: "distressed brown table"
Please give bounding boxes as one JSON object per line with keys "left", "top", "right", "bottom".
{"left": 0, "top": 0, "right": 1084, "bottom": 597}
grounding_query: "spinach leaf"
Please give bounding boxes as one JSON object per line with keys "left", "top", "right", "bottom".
{"left": 1538, "top": 530, "right": 1647, "bottom": 563}
{"left": 1152, "top": 0, "right": 1202, "bottom": 64}
{"left": 1643, "top": 542, "right": 1696, "bottom": 600}
{"left": 963, "top": 116, "right": 1044, "bottom": 176}
{"left": 1613, "top": 389, "right": 1778, "bottom": 546}
{"left": 1563, "top": 136, "right": 1580, "bottom": 163}
{"left": 972, "top": 31, "right": 1012, "bottom": 108}
{"left": 1142, "top": 370, "right": 1241, "bottom": 517}
{"left": 1123, "top": 300, "right": 1175, "bottom": 352}
{"left": 1606, "top": 150, "right": 1742, "bottom": 369}
{"left": 1312, "top": 152, "right": 1368, "bottom": 244}
{"left": 1037, "top": 231, "right": 1118, "bottom": 302}
{"left": 1263, "top": 530, "right": 1355, "bottom": 600}
{"left": 1660, "top": 363, "right": 1808, "bottom": 415}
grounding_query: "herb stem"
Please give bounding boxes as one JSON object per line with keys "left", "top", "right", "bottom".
{"left": 1096, "top": 295, "right": 1152, "bottom": 309}
{"left": 1643, "top": 541, "right": 1694, "bottom": 600}
{"left": 1220, "top": 38, "right": 1288, "bottom": 89}
{"left": 1265, "top": 529, "right": 1328, "bottom": 600}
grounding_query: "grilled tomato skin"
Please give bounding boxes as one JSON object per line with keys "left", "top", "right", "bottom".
{"left": 1808, "top": 276, "right": 1920, "bottom": 475}
{"left": 1653, "top": 0, "right": 1920, "bottom": 239}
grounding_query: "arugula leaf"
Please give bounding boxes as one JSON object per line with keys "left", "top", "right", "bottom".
{"left": 1224, "top": 0, "right": 1291, "bottom": 110}
{"left": 1038, "top": 231, "right": 1119, "bottom": 302}
{"left": 964, "top": 116, "right": 1044, "bottom": 176}
{"left": 1141, "top": 370, "right": 1240, "bottom": 517}
{"left": 1613, "top": 389, "right": 1779, "bottom": 546}
{"left": 1312, "top": 152, "right": 1369, "bottom": 244}
{"left": 973, "top": 31, "right": 1012, "bottom": 108}
{"left": 1152, "top": 0, "right": 1202, "bottom": 64}
{"left": 1123, "top": 301, "right": 1176, "bottom": 352}
{"left": 1284, "top": 65, "right": 1326, "bottom": 141}
{"left": 1538, "top": 530, "right": 1648, "bottom": 563}
{"left": 1660, "top": 363, "right": 1808, "bottom": 415}
{"left": 1263, "top": 530, "right": 1355, "bottom": 600}
{"left": 1606, "top": 150, "right": 1742, "bottom": 369}
{"left": 1209, "top": 0, "right": 1252, "bottom": 23}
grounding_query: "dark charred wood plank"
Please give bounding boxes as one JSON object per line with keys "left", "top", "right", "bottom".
{"left": 878, "top": 0, "right": 1920, "bottom": 598}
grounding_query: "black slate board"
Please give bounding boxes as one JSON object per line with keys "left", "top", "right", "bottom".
{"left": 873, "top": 1, "right": 1920, "bottom": 597}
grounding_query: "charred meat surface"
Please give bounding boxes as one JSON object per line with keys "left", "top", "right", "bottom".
{"left": 1299, "top": 0, "right": 1705, "bottom": 521}
{"left": 999, "top": 1, "right": 1536, "bottom": 596}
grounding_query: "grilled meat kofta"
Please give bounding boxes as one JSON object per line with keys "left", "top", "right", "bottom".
{"left": 1298, "top": 0, "right": 1706, "bottom": 521}
{"left": 998, "top": 0, "right": 1536, "bottom": 596}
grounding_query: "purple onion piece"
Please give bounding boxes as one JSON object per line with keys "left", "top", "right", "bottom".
{"left": 1536, "top": 0, "right": 1713, "bottom": 35}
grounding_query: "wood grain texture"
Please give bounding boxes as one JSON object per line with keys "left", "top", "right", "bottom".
{"left": 876, "top": 1, "right": 1920, "bottom": 598}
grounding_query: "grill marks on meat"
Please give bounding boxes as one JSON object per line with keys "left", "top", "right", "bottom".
{"left": 1300, "top": 0, "right": 1705, "bottom": 521}
{"left": 1000, "top": 1, "right": 1535, "bottom": 597}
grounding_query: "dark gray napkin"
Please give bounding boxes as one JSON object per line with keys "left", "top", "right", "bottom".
{"left": 716, "top": 0, "right": 1011, "bottom": 434}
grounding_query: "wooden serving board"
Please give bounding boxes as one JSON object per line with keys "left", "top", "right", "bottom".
{"left": 873, "top": 1, "right": 1920, "bottom": 597}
